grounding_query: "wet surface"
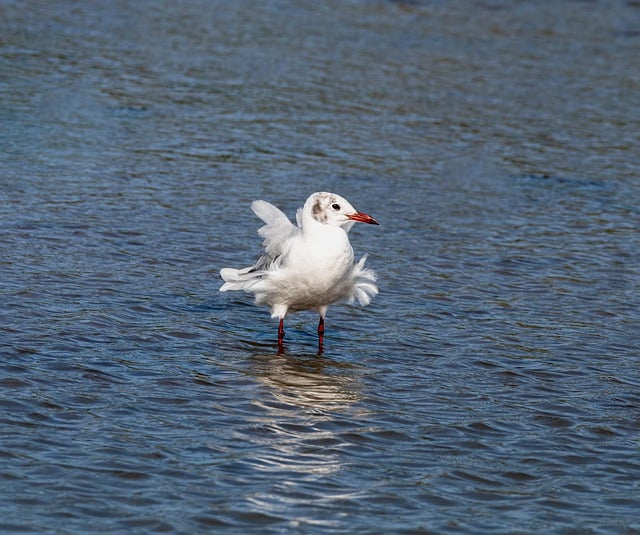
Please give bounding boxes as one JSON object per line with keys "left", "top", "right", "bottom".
{"left": 2, "top": 1, "right": 640, "bottom": 532}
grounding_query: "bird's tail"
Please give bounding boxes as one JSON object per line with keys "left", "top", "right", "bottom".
{"left": 352, "top": 255, "right": 378, "bottom": 306}
{"left": 219, "top": 267, "right": 262, "bottom": 292}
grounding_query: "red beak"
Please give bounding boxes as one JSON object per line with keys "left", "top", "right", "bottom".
{"left": 348, "top": 211, "right": 379, "bottom": 225}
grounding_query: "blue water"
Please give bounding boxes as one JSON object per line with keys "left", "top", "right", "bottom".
{"left": 2, "top": 1, "right": 640, "bottom": 533}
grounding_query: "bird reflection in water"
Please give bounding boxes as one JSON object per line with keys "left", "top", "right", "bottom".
{"left": 236, "top": 353, "right": 369, "bottom": 522}
{"left": 250, "top": 352, "right": 363, "bottom": 411}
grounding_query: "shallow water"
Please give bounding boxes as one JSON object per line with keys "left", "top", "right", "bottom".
{"left": 2, "top": 1, "right": 640, "bottom": 533}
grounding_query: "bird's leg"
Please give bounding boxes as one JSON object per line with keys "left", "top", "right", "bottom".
{"left": 277, "top": 318, "right": 285, "bottom": 354}
{"left": 317, "top": 316, "right": 325, "bottom": 355}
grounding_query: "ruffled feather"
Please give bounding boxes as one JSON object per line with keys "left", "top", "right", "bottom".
{"left": 351, "top": 254, "right": 378, "bottom": 306}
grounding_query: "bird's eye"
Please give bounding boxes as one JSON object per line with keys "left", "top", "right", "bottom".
{"left": 331, "top": 203, "right": 341, "bottom": 211}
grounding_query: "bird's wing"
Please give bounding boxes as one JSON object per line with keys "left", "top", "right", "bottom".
{"left": 251, "top": 200, "right": 300, "bottom": 270}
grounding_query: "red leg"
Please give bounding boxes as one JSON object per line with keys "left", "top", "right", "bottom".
{"left": 317, "top": 316, "right": 325, "bottom": 354}
{"left": 277, "top": 318, "right": 285, "bottom": 354}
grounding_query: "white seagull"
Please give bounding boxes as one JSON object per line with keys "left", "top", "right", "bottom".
{"left": 220, "top": 192, "right": 379, "bottom": 353}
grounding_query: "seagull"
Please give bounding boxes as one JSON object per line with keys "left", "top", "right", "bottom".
{"left": 220, "top": 192, "right": 379, "bottom": 354}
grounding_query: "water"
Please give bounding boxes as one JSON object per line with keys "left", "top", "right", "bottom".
{"left": 2, "top": 0, "right": 640, "bottom": 532}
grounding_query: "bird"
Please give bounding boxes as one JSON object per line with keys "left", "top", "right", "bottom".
{"left": 219, "top": 191, "right": 379, "bottom": 354}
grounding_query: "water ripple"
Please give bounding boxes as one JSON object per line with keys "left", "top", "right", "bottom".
{"left": 2, "top": 0, "right": 640, "bottom": 533}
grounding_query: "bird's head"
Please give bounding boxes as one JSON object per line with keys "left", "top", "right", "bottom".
{"left": 304, "top": 192, "right": 378, "bottom": 229}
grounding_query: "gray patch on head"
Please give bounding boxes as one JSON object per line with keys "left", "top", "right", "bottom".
{"left": 311, "top": 199, "right": 328, "bottom": 223}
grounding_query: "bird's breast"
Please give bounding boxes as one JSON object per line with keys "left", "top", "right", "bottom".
{"left": 299, "top": 229, "right": 353, "bottom": 268}
{"left": 269, "top": 229, "right": 356, "bottom": 309}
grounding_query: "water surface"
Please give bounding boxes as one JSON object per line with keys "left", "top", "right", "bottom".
{"left": 2, "top": 1, "right": 640, "bottom": 533}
